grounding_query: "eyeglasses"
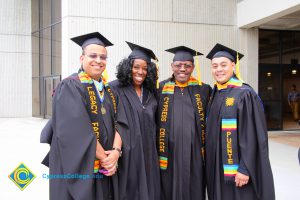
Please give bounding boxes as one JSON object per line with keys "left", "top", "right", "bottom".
{"left": 85, "top": 54, "right": 108, "bottom": 61}
{"left": 173, "top": 63, "right": 193, "bottom": 69}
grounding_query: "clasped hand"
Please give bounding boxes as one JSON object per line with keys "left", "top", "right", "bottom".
{"left": 96, "top": 141, "right": 119, "bottom": 176}
{"left": 100, "top": 150, "right": 119, "bottom": 176}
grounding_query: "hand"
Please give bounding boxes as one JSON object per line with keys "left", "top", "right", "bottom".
{"left": 99, "top": 164, "right": 117, "bottom": 176}
{"left": 101, "top": 150, "right": 119, "bottom": 171}
{"left": 235, "top": 172, "right": 249, "bottom": 187}
{"left": 96, "top": 141, "right": 107, "bottom": 160}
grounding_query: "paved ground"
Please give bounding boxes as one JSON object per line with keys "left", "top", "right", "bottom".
{"left": 268, "top": 131, "right": 300, "bottom": 199}
{"left": 282, "top": 113, "right": 300, "bottom": 130}
{"left": 269, "top": 131, "right": 300, "bottom": 147}
{"left": 0, "top": 118, "right": 299, "bottom": 199}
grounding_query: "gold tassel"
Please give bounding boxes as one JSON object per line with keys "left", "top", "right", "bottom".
{"left": 235, "top": 52, "right": 243, "bottom": 82}
{"left": 102, "top": 68, "right": 109, "bottom": 84}
{"left": 155, "top": 58, "right": 159, "bottom": 89}
{"left": 195, "top": 52, "right": 202, "bottom": 85}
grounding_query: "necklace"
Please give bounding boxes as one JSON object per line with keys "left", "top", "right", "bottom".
{"left": 94, "top": 80, "right": 106, "bottom": 114}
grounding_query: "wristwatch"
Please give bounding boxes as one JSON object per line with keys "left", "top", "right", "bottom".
{"left": 112, "top": 147, "right": 122, "bottom": 157}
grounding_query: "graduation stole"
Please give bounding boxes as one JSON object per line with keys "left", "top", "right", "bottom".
{"left": 78, "top": 70, "right": 117, "bottom": 173}
{"left": 217, "top": 77, "right": 243, "bottom": 182}
{"left": 157, "top": 76, "right": 206, "bottom": 170}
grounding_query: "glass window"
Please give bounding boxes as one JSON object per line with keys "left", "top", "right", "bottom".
{"left": 259, "top": 29, "right": 300, "bottom": 130}
{"left": 32, "top": 0, "right": 61, "bottom": 117}
{"left": 44, "top": 78, "right": 53, "bottom": 117}
{"left": 52, "top": 23, "right": 61, "bottom": 76}
{"left": 32, "top": 31, "right": 40, "bottom": 77}
{"left": 41, "top": 28, "right": 52, "bottom": 77}
{"left": 41, "top": 0, "right": 51, "bottom": 28}
{"left": 52, "top": 0, "right": 62, "bottom": 23}
{"left": 259, "top": 30, "right": 280, "bottom": 64}
{"left": 282, "top": 31, "right": 300, "bottom": 65}
{"left": 259, "top": 64, "right": 282, "bottom": 130}
{"left": 31, "top": 0, "right": 39, "bottom": 31}
{"left": 32, "top": 77, "right": 40, "bottom": 117}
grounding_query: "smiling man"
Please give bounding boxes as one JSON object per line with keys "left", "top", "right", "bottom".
{"left": 42, "top": 32, "right": 125, "bottom": 200}
{"left": 157, "top": 46, "right": 211, "bottom": 200}
{"left": 205, "top": 43, "right": 275, "bottom": 200}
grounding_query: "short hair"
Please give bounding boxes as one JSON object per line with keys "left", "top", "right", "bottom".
{"left": 116, "top": 58, "right": 157, "bottom": 92}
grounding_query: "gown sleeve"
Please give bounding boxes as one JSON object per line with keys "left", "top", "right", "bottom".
{"left": 237, "top": 89, "right": 275, "bottom": 200}
{"left": 237, "top": 159, "right": 249, "bottom": 176}
{"left": 108, "top": 81, "right": 129, "bottom": 141}
{"left": 40, "top": 118, "right": 53, "bottom": 167}
{"left": 40, "top": 118, "right": 53, "bottom": 144}
{"left": 114, "top": 89, "right": 128, "bottom": 134}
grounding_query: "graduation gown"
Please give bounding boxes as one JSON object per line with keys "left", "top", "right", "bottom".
{"left": 205, "top": 81, "right": 275, "bottom": 200}
{"left": 47, "top": 73, "right": 122, "bottom": 200}
{"left": 40, "top": 118, "right": 53, "bottom": 167}
{"left": 109, "top": 80, "right": 160, "bottom": 200}
{"left": 158, "top": 80, "right": 211, "bottom": 200}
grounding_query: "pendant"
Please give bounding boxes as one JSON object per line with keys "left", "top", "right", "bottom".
{"left": 101, "top": 106, "right": 106, "bottom": 115}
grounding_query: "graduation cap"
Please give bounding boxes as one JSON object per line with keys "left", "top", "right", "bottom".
{"left": 206, "top": 43, "right": 244, "bottom": 63}
{"left": 126, "top": 41, "right": 160, "bottom": 88}
{"left": 165, "top": 46, "right": 203, "bottom": 62}
{"left": 206, "top": 43, "right": 244, "bottom": 81}
{"left": 71, "top": 32, "right": 113, "bottom": 49}
{"left": 166, "top": 46, "right": 204, "bottom": 85}
{"left": 126, "top": 41, "right": 157, "bottom": 64}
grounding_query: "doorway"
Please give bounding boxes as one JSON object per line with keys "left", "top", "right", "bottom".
{"left": 259, "top": 64, "right": 300, "bottom": 130}
{"left": 259, "top": 30, "right": 300, "bottom": 130}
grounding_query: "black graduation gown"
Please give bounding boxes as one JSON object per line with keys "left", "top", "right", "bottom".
{"left": 159, "top": 83, "right": 210, "bottom": 200}
{"left": 47, "top": 73, "right": 121, "bottom": 200}
{"left": 40, "top": 118, "right": 53, "bottom": 167}
{"left": 109, "top": 80, "right": 160, "bottom": 200}
{"left": 205, "top": 84, "right": 275, "bottom": 200}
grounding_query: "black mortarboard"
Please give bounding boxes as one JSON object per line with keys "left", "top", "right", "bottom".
{"left": 126, "top": 41, "right": 157, "bottom": 64}
{"left": 71, "top": 32, "right": 113, "bottom": 49}
{"left": 206, "top": 43, "right": 244, "bottom": 63}
{"left": 165, "top": 46, "right": 203, "bottom": 62}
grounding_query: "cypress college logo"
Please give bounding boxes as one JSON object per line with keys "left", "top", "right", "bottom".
{"left": 8, "top": 163, "right": 36, "bottom": 190}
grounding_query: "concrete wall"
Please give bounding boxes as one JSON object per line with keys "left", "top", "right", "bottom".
{"left": 239, "top": 28, "right": 259, "bottom": 91}
{"left": 0, "top": 0, "right": 32, "bottom": 117}
{"left": 62, "top": 0, "right": 259, "bottom": 90}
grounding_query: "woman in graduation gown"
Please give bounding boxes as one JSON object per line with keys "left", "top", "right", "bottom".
{"left": 109, "top": 42, "right": 160, "bottom": 200}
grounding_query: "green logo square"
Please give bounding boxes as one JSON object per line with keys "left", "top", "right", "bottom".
{"left": 8, "top": 163, "right": 36, "bottom": 191}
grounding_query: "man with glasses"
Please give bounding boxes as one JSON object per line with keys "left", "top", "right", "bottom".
{"left": 41, "top": 32, "right": 126, "bottom": 200}
{"left": 157, "top": 46, "right": 211, "bottom": 200}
